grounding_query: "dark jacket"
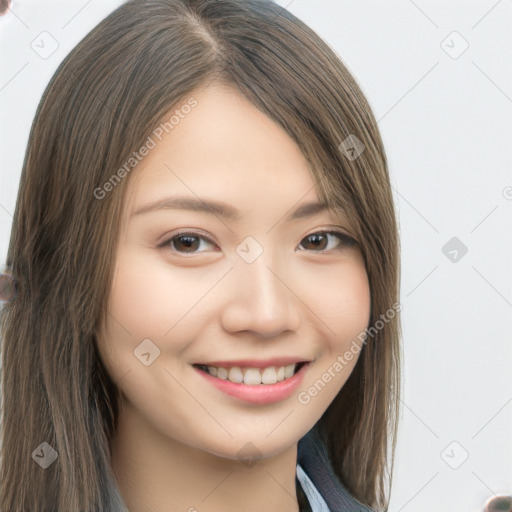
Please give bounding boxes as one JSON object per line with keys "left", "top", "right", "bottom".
{"left": 296, "top": 424, "right": 375, "bottom": 512}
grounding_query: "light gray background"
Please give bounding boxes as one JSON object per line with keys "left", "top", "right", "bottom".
{"left": 1, "top": 1, "right": 511, "bottom": 511}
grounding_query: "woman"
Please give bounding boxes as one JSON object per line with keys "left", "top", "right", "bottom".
{"left": 0, "top": 1, "right": 401, "bottom": 510}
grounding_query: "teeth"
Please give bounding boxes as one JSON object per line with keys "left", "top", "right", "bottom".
{"left": 261, "top": 366, "right": 277, "bottom": 384}
{"left": 202, "top": 363, "right": 299, "bottom": 385}
{"left": 216, "top": 367, "right": 228, "bottom": 380}
{"left": 244, "top": 368, "right": 262, "bottom": 385}
{"left": 284, "top": 364, "right": 295, "bottom": 379}
{"left": 228, "top": 367, "right": 244, "bottom": 383}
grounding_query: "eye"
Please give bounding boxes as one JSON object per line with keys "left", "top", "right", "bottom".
{"left": 297, "top": 230, "right": 356, "bottom": 252}
{"left": 158, "top": 231, "right": 217, "bottom": 255}
{"left": 157, "top": 229, "right": 357, "bottom": 256}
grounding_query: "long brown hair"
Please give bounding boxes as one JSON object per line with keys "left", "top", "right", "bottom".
{"left": 0, "top": 1, "right": 401, "bottom": 510}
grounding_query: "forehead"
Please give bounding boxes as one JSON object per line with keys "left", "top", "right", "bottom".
{"left": 123, "top": 82, "right": 322, "bottom": 217}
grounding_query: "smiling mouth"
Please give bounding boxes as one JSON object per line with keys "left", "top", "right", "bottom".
{"left": 193, "top": 362, "right": 307, "bottom": 386}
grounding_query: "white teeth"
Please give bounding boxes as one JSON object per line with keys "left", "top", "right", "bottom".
{"left": 216, "top": 367, "right": 228, "bottom": 380}
{"left": 284, "top": 363, "right": 295, "bottom": 379}
{"left": 261, "top": 367, "right": 277, "bottom": 384}
{"left": 244, "top": 368, "right": 262, "bottom": 385}
{"left": 228, "top": 367, "right": 244, "bottom": 383}
{"left": 202, "top": 363, "right": 300, "bottom": 385}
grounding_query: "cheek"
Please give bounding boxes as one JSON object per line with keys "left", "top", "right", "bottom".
{"left": 295, "top": 261, "right": 370, "bottom": 414}
{"left": 111, "top": 247, "right": 230, "bottom": 325}
{"left": 307, "top": 258, "right": 371, "bottom": 347}
{"left": 96, "top": 250, "right": 217, "bottom": 377}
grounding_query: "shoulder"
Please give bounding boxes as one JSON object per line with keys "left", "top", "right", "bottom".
{"left": 297, "top": 425, "right": 376, "bottom": 512}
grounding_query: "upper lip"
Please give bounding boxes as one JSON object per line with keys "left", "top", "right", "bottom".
{"left": 193, "top": 357, "right": 311, "bottom": 368}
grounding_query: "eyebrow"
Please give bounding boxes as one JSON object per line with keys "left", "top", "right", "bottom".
{"left": 131, "top": 195, "right": 329, "bottom": 222}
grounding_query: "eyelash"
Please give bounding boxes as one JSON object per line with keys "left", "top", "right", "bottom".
{"left": 157, "top": 229, "right": 357, "bottom": 255}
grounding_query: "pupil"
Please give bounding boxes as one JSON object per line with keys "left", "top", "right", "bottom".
{"left": 306, "top": 233, "right": 326, "bottom": 250}
{"left": 177, "top": 235, "right": 198, "bottom": 252}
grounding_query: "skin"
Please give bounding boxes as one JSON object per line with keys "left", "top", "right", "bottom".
{"left": 96, "top": 82, "right": 371, "bottom": 512}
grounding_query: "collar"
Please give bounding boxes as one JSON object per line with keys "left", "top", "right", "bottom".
{"left": 297, "top": 462, "right": 331, "bottom": 511}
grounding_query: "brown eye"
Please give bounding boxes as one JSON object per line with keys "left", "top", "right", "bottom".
{"left": 158, "top": 232, "right": 217, "bottom": 254}
{"left": 173, "top": 234, "right": 201, "bottom": 252}
{"left": 301, "top": 233, "right": 329, "bottom": 251}
{"left": 298, "top": 231, "right": 356, "bottom": 252}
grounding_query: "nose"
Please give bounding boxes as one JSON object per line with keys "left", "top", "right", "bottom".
{"left": 220, "top": 250, "right": 301, "bottom": 338}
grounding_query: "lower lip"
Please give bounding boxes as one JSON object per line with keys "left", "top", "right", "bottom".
{"left": 193, "top": 363, "right": 310, "bottom": 405}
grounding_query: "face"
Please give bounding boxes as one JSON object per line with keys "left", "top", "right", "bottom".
{"left": 97, "top": 82, "right": 371, "bottom": 461}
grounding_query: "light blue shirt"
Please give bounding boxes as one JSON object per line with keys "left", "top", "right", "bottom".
{"left": 297, "top": 463, "right": 331, "bottom": 512}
